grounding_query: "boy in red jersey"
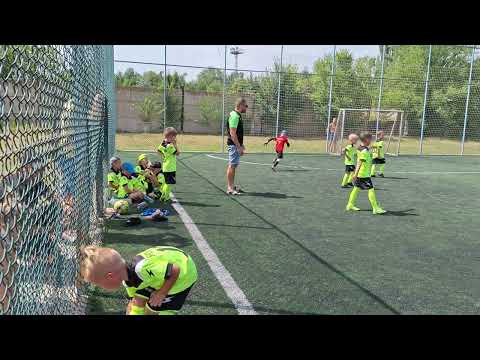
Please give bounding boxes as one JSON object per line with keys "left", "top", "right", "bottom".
{"left": 264, "top": 130, "right": 290, "bottom": 171}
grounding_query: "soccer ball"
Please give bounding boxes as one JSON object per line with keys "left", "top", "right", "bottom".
{"left": 113, "top": 200, "right": 129, "bottom": 215}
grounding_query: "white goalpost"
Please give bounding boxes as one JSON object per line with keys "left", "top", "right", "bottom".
{"left": 328, "top": 108, "right": 404, "bottom": 156}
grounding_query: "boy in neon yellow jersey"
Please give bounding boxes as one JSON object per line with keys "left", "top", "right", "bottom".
{"left": 135, "top": 153, "right": 152, "bottom": 175}
{"left": 157, "top": 127, "right": 180, "bottom": 202}
{"left": 346, "top": 132, "right": 386, "bottom": 215}
{"left": 341, "top": 133, "right": 359, "bottom": 188}
{"left": 80, "top": 245, "right": 197, "bottom": 315}
{"left": 371, "top": 130, "right": 386, "bottom": 177}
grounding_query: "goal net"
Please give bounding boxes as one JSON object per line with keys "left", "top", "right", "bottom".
{"left": 328, "top": 109, "right": 405, "bottom": 156}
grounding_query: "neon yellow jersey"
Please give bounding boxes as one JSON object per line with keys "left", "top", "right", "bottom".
{"left": 123, "top": 246, "right": 198, "bottom": 298}
{"left": 373, "top": 140, "right": 384, "bottom": 159}
{"left": 157, "top": 140, "right": 177, "bottom": 172}
{"left": 357, "top": 147, "right": 372, "bottom": 178}
{"left": 116, "top": 175, "right": 132, "bottom": 198}
{"left": 130, "top": 175, "right": 148, "bottom": 193}
{"left": 157, "top": 173, "right": 166, "bottom": 186}
{"left": 134, "top": 165, "right": 144, "bottom": 175}
{"left": 107, "top": 170, "right": 121, "bottom": 195}
{"left": 344, "top": 144, "right": 356, "bottom": 166}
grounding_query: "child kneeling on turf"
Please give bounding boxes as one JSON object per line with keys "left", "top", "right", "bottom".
{"left": 157, "top": 127, "right": 180, "bottom": 202}
{"left": 80, "top": 245, "right": 197, "bottom": 315}
{"left": 341, "top": 133, "right": 358, "bottom": 188}
{"left": 346, "top": 132, "right": 386, "bottom": 215}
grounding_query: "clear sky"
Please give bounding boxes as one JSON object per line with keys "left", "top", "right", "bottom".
{"left": 114, "top": 45, "right": 380, "bottom": 80}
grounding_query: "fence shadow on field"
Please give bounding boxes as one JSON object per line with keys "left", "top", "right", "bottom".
{"left": 105, "top": 228, "right": 192, "bottom": 248}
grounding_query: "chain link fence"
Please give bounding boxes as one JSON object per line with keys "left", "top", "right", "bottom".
{"left": 114, "top": 45, "right": 480, "bottom": 155}
{"left": 1, "top": 45, "right": 115, "bottom": 314}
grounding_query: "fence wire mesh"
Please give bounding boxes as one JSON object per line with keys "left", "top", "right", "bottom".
{"left": 0, "top": 45, "right": 115, "bottom": 315}
{"left": 114, "top": 45, "right": 480, "bottom": 155}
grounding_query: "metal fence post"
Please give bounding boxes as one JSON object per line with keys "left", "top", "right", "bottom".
{"left": 163, "top": 45, "right": 167, "bottom": 130}
{"left": 375, "top": 45, "right": 386, "bottom": 136}
{"left": 275, "top": 45, "right": 284, "bottom": 137}
{"left": 419, "top": 45, "right": 432, "bottom": 155}
{"left": 461, "top": 46, "right": 475, "bottom": 155}
{"left": 221, "top": 45, "right": 227, "bottom": 153}
{"left": 326, "top": 45, "right": 336, "bottom": 153}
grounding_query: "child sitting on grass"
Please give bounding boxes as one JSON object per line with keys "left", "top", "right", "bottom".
{"left": 157, "top": 127, "right": 180, "bottom": 202}
{"left": 80, "top": 245, "right": 197, "bottom": 315}
{"left": 371, "top": 130, "right": 386, "bottom": 177}
{"left": 341, "top": 133, "right": 359, "bottom": 188}
{"left": 118, "top": 162, "right": 153, "bottom": 211}
{"left": 346, "top": 132, "right": 386, "bottom": 215}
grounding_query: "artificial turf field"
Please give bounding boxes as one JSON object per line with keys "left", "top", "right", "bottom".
{"left": 87, "top": 151, "right": 480, "bottom": 315}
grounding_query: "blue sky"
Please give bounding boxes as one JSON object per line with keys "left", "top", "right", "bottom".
{"left": 114, "top": 45, "right": 380, "bottom": 80}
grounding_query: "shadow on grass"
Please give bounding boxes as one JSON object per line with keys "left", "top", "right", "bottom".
{"left": 86, "top": 292, "right": 319, "bottom": 315}
{"left": 179, "top": 159, "right": 400, "bottom": 315}
{"left": 384, "top": 209, "right": 418, "bottom": 217}
{"left": 358, "top": 208, "right": 418, "bottom": 216}
{"left": 191, "top": 222, "right": 273, "bottom": 230}
{"left": 245, "top": 192, "right": 303, "bottom": 199}
{"left": 105, "top": 230, "right": 192, "bottom": 248}
{"left": 376, "top": 176, "right": 409, "bottom": 180}
{"left": 176, "top": 201, "right": 221, "bottom": 208}
{"left": 278, "top": 169, "right": 311, "bottom": 172}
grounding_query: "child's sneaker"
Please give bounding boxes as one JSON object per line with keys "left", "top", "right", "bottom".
{"left": 144, "top": 195, "right": 155, "bottom": 204}
{"left": 227, "top": 189, "right": 241, "bottom": 195}
{"left": 373, "top": 208, "right": 387, "bottom": 215}
{"left": 346, "top": 204, "right": 361, "bottom": 211}
{"left": 378, "top": 174, "right": 384, "bottom": 178}
{"left": 137, "top": 202, "right": 148, "bottom": 211}
{"left": 234, "top": 186, "right": 245, "bottom": 193}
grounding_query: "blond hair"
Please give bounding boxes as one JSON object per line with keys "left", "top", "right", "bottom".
{"left": 79, "top": 245, "right": 124, "bottom": 283}
{"left": 164, "top": 127, "right": 177, "bottom": 137}
{"left": 235, "top": 97, "right": 247, "bottom": 108}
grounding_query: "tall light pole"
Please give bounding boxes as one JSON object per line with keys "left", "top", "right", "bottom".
{"left": 230, "top": 46, "right": 245, "bottom": 73}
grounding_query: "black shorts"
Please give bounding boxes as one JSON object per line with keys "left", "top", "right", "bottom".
{"left": 276, "top": 151, "right": 284, "bottom": 159}
{"left": 164, "top": 171, "right": 176, "bottom": 184}
{"left": 372, "top": 158, "right": 386, "bottom": 164}
{"left": 345, "top": 165, "right": 355, "bottom": 173}
{"left": 353, "top": 177, "right": 374, "bottom": 190}
{"left": 144, "top": 284, "right": 195, "bottom": 313}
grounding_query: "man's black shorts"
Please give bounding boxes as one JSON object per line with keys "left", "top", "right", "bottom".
{"left": 145, "top": 284, "right": 195, "bottom": 312}
{"left": 345, "top": 165, "right": 355, "bottom": 172}
{"left": 353, "top": 177, "right": 374, "bottom": 190}
{"left": 276, "top": 151, "right": 284, "bottom": 159}
{"left": 372, "top": 158, "right": 386, "bottom": 164}
{"left": 164, "top": 171, "right": 176, "bottom": 184}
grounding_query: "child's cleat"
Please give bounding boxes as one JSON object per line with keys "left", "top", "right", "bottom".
{"left": 346, "top": 204, "right": 361, "bottom": 211}
{"left": 378, "top": 174, "right": 384, "bottom": 178}
{"left": 373, "top": 208, "right": 387, "bottom": 215}
{"left": 227, "top": 189, "right": 241, "bottom": 195}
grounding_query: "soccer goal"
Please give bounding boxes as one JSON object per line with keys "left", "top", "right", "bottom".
{"left": 328, "top": 108, "right": 405, "bottom": 156}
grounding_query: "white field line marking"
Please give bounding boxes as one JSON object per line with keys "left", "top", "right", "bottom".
{"left": 205, "top": 154, "right": 480, "bottom": 175}
{"left": 170, "top": 193, "right": 257, "bottom": 315}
